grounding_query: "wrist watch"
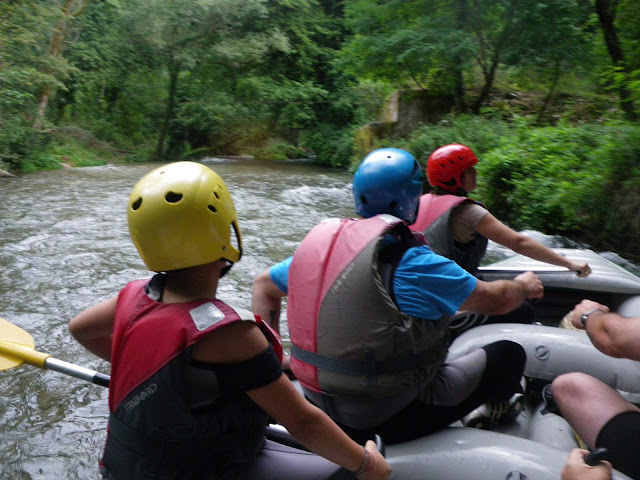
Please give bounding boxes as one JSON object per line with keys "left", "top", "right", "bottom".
{"left": 580, "top": 308, "right": 604, "bottom": 327}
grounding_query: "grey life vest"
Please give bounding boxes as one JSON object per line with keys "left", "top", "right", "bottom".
{"left": 412, "top": 193, "right": 488, "bottom": 275}
{"left": 288, "top": 215, "right": 450, "bottom": 399}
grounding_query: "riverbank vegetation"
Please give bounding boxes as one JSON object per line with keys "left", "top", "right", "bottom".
{"left": 1, "top": 0, "right": 639, "bottom": 256}
{"left": 406, "top": 117, "right": 640, "bottom": 258}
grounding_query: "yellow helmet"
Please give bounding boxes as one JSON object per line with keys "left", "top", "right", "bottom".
{"left": 127, "top": 161, "right": 242, "bottom": 273}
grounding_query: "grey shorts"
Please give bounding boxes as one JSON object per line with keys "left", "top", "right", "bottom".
{"left": 304, "top": 348, "right": 487, "bottom": 429}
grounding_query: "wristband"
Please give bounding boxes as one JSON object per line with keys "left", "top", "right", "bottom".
{"left": 353, "top": 447, "right": 374, "bottom": 475}
{"left": 580, "top": 308, "right": 605, "bottom": 327}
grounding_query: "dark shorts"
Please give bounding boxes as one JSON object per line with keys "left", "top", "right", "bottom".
{"left": 334, "top": 340, "right": 526, "bottom": 445}
{"left": 596, "top": 410, "right": 640, "bottom": 479}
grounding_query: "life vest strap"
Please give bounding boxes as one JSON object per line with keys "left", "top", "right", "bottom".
{"left": 291, "top": 341, "right": 446, "bottom": 385}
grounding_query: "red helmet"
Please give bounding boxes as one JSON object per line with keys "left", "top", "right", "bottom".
{"left": 426, "top": 144, "right": 478, "bottom": 193}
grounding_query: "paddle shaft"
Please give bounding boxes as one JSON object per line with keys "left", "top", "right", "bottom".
{"left": 45, "top": 357, "right": 110, "bottom": 388}
{"left": 0, "top": 339, "right": 109, "bottom": 388}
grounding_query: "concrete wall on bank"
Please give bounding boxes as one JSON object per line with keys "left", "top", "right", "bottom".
{"left": 355, "top": 90, "right": 456, "bottom": 155}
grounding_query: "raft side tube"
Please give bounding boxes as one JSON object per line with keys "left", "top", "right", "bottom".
{"left": 385, "top": 427, "right": 633, "bottom": 479}
{"left": 447, "top": 324, "right": 640, "bottom": 403}
{"left": 479, "top": 249, "right": 640, "bottom": 294}
{"left": 617, "top": 295, "right": 640, "bottom": 317}
{"left": 485, "top": 392, "right": 580, "bottom": 451}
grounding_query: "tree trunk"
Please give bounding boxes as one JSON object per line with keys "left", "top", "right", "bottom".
{"left": 594, "top": 0, "right": 637, "bottom": 121}
{"left": 34, "top": 86, "right": 52, "bottom": 131}
{"left": 471, "top": 0, "right": 518, "bottom": 113}
{"left": 536, "top": 61, "right": 562, "bottom": 125}
{"left": 453, "top": 0, "right": 469, "bottom": 113}
{"left": 154, "top": 60, "right": 180, "bottom": 160}
{"left": 33, "top": 0, "right": 91, "bottom": 130}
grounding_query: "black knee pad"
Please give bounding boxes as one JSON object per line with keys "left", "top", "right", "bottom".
{"left": 596, "top": 411, "right": 640, "bottom": 480}
{"left": 480, "top": 340, "right": 526, "bottom": 400}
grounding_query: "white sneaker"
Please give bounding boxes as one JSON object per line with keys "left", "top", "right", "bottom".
{"left": 463, "top": 393, "right": 524, "bottom": 429}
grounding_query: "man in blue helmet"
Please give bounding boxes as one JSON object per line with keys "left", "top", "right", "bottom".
{"left": 253, "top": 148, "right": 543, "bottom": 444}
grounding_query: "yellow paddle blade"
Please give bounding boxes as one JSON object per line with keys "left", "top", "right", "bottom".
{"left": 0, "top": 318, "right": 48, "bottom": 370}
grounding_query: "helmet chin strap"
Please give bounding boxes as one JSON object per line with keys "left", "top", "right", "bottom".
{"left": 219, "top": 261, "right": 234, "bottom": 278}
{"left": 435, "top": 186, "right": 467, "bottom": 197}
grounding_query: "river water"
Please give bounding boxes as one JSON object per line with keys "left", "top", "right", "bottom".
{"left": 0, "top": 159, "right": 638, "bottom": 478}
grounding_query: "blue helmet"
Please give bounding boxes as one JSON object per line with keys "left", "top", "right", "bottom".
{"left": 353, "top": 148, "right": 423, "bottom": 223}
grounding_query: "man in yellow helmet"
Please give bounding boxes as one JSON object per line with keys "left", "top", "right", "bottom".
{"left": 68, "top": 162, "right": 390, "bottom": 480}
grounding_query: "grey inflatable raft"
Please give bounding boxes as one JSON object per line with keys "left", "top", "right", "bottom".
{"left": 266, "top": 377, "right": 631, "bottom": 479}
{"left": 451, "top": 248, "right": 640, "bottom": 401}
{"left": 262, "top": 249, "right": 640, "bottom": 479}
{"left": 478, "top": 248, "right": 640, "bottom": 325}
{"left": 265, "top": 416, "right": 633, "bottom": 479}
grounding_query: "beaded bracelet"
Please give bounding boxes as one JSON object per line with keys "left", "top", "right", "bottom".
{"left": 353, "top": 447, "right": 374, "bottom": 475}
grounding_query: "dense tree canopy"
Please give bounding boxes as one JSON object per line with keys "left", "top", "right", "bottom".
{"left": 1, "top": 0, "right": 640, "bottom": 256}
{"left": 0, "top": 0, "right": 638, "bottom": 173}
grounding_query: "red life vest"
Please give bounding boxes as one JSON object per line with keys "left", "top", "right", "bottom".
{"left": 103, "top": 279, "right": 282, "bottom": 479}
{"left": 110, "top": 279, "right": 282, "bottom": 409}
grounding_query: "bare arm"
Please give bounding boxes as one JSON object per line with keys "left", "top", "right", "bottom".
{"left": 569, "top": 299, "right": 640, "bottom": 360}
{"left": 193, "top": 322, "right": 390, "bottom": 479}
{"left": 252, "top": 269, "right": 287, "bottom": 333}
{"left": 475, "top": 213, "right": 591, "bottom": 277}
{"left": 68, "top": 296, "right": 118, "bottom": 362}
{"left": 459, "top": 271, "right": 543, "bottom": 315}
{"left": 250, "top": 376, "right": 389, "bottom": 478}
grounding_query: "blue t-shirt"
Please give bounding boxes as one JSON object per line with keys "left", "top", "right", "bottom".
{"left": 268, "top": 245, "right": 476, "bottom": 320}
{"left": 270, "top": 256, "right": 293, "bottom": 293}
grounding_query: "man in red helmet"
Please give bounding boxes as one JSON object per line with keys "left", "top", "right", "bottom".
{"left": 410, "top": 143, "right": 590, "bottom": 337}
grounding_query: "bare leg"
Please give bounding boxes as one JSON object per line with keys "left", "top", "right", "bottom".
{"left": 552, "top": 372, "right": 640, "bottom": 448}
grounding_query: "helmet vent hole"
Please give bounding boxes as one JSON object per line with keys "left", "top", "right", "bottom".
{"left": 213, "top": 191, "right": 220, "bottom": 199}
{"left": 165, "top": 191, "right": 182, "bottom": 203}
{"left": 208, "top": 205, "right": 217, "bottom": 213}
{"left": 131, "top": 198, "right": 142, "bottom": 211}
{"left": 360, "top": 195, "right": 368, "bottom": 205}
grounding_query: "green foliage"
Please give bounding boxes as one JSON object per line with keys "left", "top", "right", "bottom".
{"left": 18, "top": 153, "right": 62, "bottom": 174}
{"left": 348, "top": 80, "right": 394, "bottom": 124}
{"left": 301, "top": 125, "right": 357, "bottom": 168}
{"left": 406, "top": 114, "right": 515, "bottom": 164}
{"left": 0, "top": 2, "right": 62, "bottom": 171}
{"left": 2, "top": 0, "right": 639, "bottom": 181}
{"left": 477, "top": 121, "right": 640, "bottom": 253}
{"left": 339, "top": 0, "right": 474, "bottom": 93}
{"left": 403, "top": 115, "right": 640, "bottom": 256}
{"left": 630, "top": 69, "right": 640, "bottom": 103}
{"left": 252, "top": 141, "right": 304, "bottom": 161}
{"left": 616, "top": 0, "right": 640, "bottom": 67}
{"left": 600, "top": 66, "right": 640, "bottom": 105}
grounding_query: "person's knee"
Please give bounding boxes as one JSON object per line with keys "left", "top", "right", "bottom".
{"left": 552, "top": 372, "right": 593, "bottom": 407}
